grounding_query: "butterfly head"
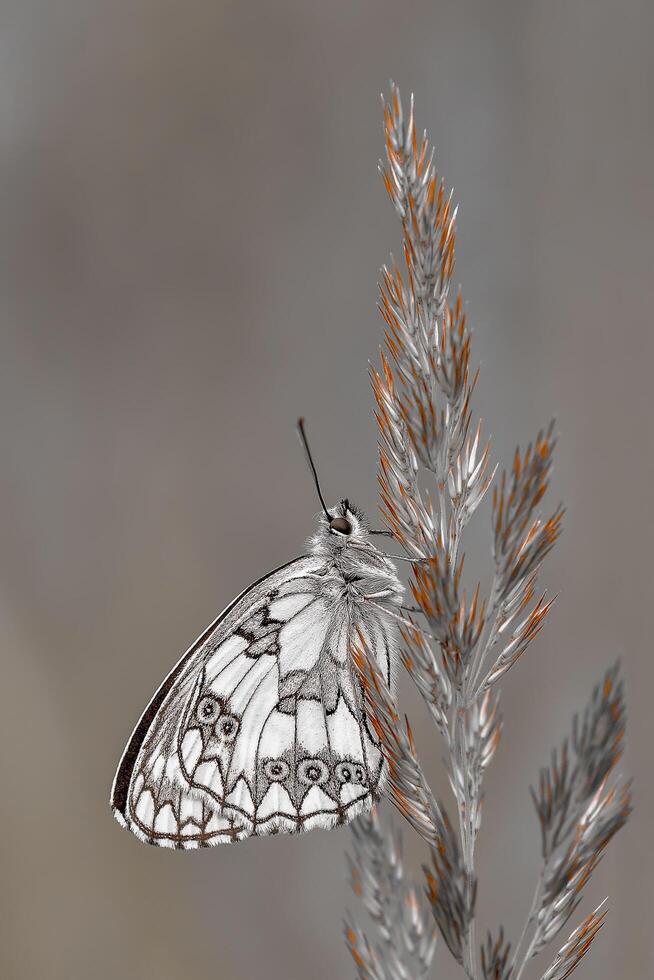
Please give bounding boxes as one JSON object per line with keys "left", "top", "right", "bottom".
{"left": 325, "top": 498, "right": 366, "bottom": 541}
{"left": 310, "top": 498, "right": 403, "bottom": 594}
{"left": 308, "top": 498, "right": 375, "bottom": 559}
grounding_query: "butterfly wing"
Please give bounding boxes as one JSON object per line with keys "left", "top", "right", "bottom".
{"left": 111, "top": 556, "right": 393, "bottom": 848}
{"left": 229, "top": 598, "right": 392, "bottom": 838}
{"left": 111, "top": 556, "right": 315, "bottom": 847}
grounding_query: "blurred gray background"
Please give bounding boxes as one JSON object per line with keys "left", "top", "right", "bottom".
{"left": 0, "top": 1, "right": 651, "bottom": 978}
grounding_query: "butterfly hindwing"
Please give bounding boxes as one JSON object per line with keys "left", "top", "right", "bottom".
{"left": 111, "top": 554, "right": 394, "bottom": 848}
{"left": 112, "top": 556, "right": 317, "bottom": 847}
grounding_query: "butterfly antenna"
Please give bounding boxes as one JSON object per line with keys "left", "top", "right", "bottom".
{"left": 296, "top": 418, "right": 331, "bottom": 522}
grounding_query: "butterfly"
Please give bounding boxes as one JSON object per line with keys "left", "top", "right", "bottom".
{"left": 110, "top": 424, "right": 406, "bottom": 849}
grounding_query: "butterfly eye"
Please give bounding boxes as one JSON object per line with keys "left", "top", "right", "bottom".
{"left": 297, "top": 758, "right": 329, "bottom": 786}
{"left": 196, "top": 694, "right": 222, "bottom": 724}
{"left": 353, "top": 765, "right": 366, "bottom": 785}
{"left": 218, "top": 714, "right": 240, "bottom": 742}
{"left": 330, "top": 517, "right": 352, "bottom": 535}
{"left": 264, "top": 759, "right": 290, "bottom": 782}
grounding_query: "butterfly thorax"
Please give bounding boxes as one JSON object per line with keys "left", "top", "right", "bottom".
{"left": 307, "top": 499, "right": 404, "bottom": 611}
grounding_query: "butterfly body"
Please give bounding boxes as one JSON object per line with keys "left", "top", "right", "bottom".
{"left": 111, "top": 501, "right": 404, "bottom": 848}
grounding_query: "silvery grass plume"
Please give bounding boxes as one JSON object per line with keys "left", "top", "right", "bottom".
{"left": 344, "top": 84, "right": 631, "bottom": 980}
{"left": 345, "top": 807, "right": 438, "bottom": 980}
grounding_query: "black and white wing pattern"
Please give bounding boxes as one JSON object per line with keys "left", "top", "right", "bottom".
{"left": 111, "top": 555, "right": 393, "bottom": 848}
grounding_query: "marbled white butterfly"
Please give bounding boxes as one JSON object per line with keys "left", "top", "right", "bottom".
{"left": 110, "top": 422, "right": 404, "bottom": 848}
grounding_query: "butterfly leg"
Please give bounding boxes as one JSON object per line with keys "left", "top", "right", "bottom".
{"left": 375, "top": 552, "right": 429, "bottom": 564}
{"left": 363, "top": 597, "right": 437, "bottom": 640}
{"left": 401, "top": 604, "right": 428, "bottom": 616}
{"left": 369, "top": 530, "right": 430, "bottom": 563}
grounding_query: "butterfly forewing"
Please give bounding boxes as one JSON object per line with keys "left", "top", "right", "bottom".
{"left": 111, "top": 539, "right": 399, "bottom": 849}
